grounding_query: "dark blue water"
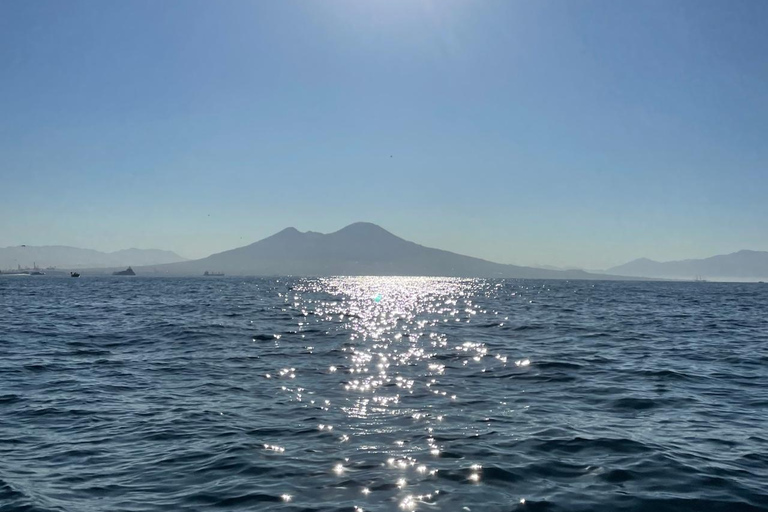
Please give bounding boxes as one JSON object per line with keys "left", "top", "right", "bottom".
{"left": 2, "top": 277, "right": 767, "bottom": 511}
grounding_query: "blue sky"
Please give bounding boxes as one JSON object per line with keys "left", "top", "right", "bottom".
{"left": 1, "top": 0, "right": 766, "bottom": 269}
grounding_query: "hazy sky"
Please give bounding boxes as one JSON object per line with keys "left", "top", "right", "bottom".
{"left": 1, "top": 0, "right": 767, "bottom": 269}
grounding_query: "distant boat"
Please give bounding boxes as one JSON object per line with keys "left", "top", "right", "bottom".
{"left": 113, "top": 267, "right": 136, "bottom": 276}
{"left": 203, "top": 271, "right": 225, "bottom": 276}
{"left": 70, "top": 272, "right": 81, "bottom": 278}
{"left": 694, "top": 275, "right": 707, "bottom": 282}
{"left": 29, "top": 271, "right": 45, "bottom": 275}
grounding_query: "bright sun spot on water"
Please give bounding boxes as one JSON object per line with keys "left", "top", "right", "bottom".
{"left": 275, "top": 277, "right": 533, "bottom": 510}
{"left": 400, "top": 495, "right": 416, "bottom": 510}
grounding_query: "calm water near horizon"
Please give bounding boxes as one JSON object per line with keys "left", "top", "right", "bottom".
{"left": 1, "top": 276, "right": 767, "bottom": 511}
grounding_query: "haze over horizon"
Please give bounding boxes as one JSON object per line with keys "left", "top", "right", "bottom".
{"left": 2, "top": 0, "right": 767, "bottom": 269}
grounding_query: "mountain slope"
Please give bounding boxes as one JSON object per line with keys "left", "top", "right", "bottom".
{"left": 143, "top": 222, "right": 642, "bottom": 280}
{"left": 0, "top": 245, "right": 187, "bottom": 269}
{"left": 606, "top": 250, "right": 768, "bottom": 281}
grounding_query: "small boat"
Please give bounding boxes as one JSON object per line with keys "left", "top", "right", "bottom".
{"left": 203, "top": 271, "right": 225, "bottom": 276}
{"left": 70, "top": 272, "right": 81, "bottom": 278}
{"left": 113, "top": 267, "right": 136, "bottom": 276}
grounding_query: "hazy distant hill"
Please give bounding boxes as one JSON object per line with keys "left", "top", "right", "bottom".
{"left": 0, "top": 245, "right": 187, "bottom": 270}
{"left": 143, "top": 222, "right": 641, "bottom": 280}
{"left": 107, "top": 249, "right": 188, "bottom": 267}
{"left": 605, "top": 250, "right": 768, "bottom": 281}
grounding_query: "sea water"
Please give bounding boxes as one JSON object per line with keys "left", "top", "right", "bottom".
{"left": 1, "top": 276, "right": 767, "bottom": 511}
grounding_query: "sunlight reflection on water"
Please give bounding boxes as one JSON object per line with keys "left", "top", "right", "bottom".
{"left": 274, "top": 277, "right": 525, "bottom": 509}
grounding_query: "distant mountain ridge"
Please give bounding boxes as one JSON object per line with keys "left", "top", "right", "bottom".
{"left": 0, "top": 245, "right": 187, "bottom": 270}
{"left": 142, "top": 222, "right": 644, "bottom": 280}
{"left": 606, "top": 250, "right": 768, "bottom": 281}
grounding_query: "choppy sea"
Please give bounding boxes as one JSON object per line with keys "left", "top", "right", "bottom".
{"left": 1, "top": 276, "right": 767, "bottom": 511}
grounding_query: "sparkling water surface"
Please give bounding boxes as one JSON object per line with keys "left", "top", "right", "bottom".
{"left": 2, "top": 277, "right": 767, "bottom": 511}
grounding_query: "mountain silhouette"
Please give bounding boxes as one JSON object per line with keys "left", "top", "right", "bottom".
{"left": 0, "top": 245, "right": 187, "bottom": 270}
{"left": 606, "top": 250, "right": 768, "bottom": 281}
{"left": 143, "top": 222, "right": 641, "bottom": 279}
